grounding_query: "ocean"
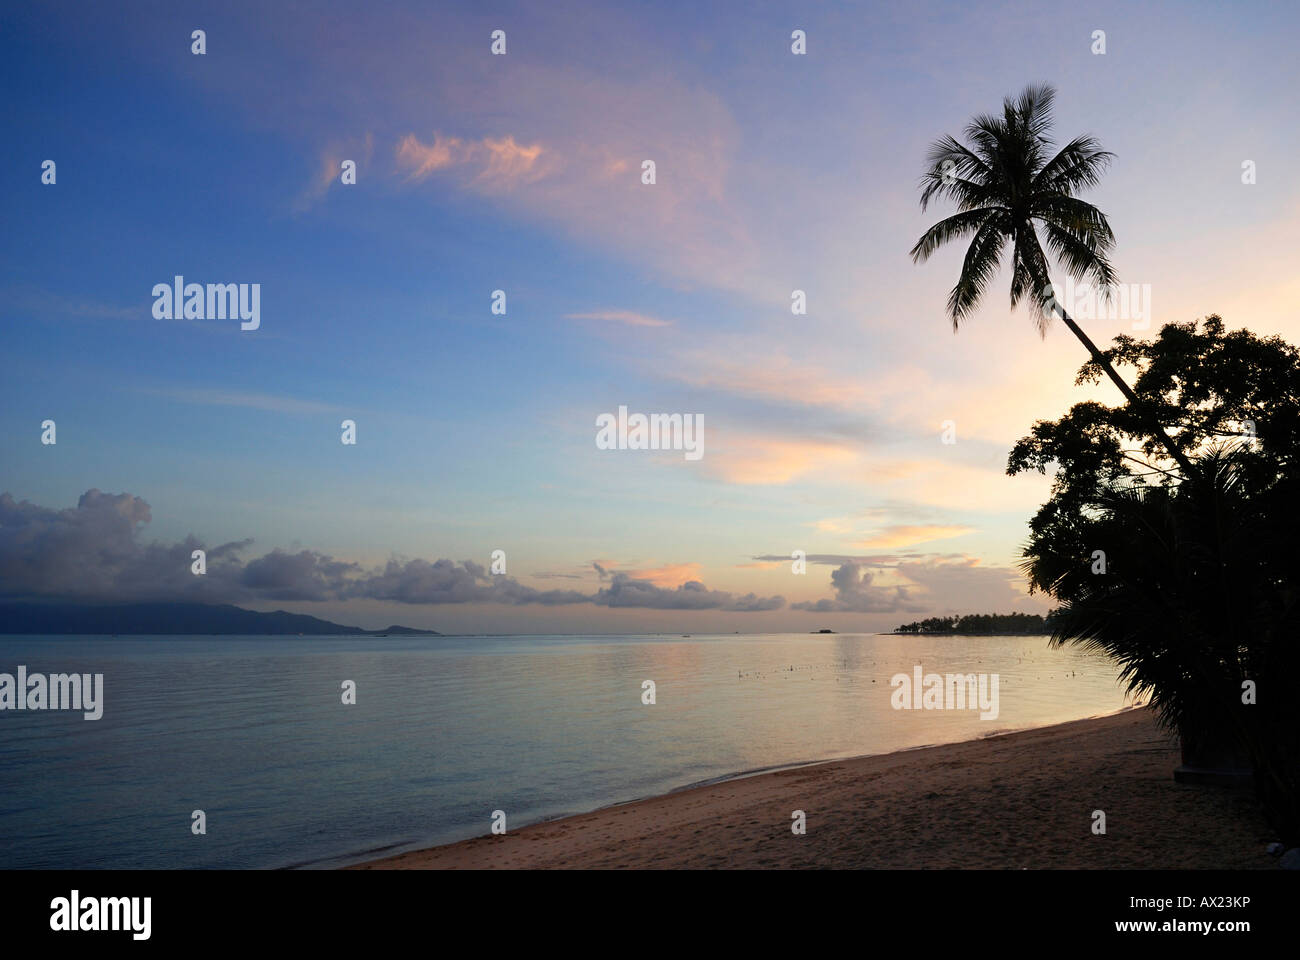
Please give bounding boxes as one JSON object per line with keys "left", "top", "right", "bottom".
{"left": 0, "top": 633, "right": 1133, "bottom": 869}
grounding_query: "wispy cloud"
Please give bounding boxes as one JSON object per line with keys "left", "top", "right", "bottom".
{"left": 854, "top": 458, "right": 1053, "bottom": 513}
{"left": 296, "top": 132, "right": 374, "bottom": 212}
{"left": 621, "top": 561, "right": 702, "bottom": 587}
{"left": 566, "top": 309, "right": 671, "bottom": 328}
{"left": 1, "top": 288, "right": 138, "bottom": 322}
{"left": 705, "top": 433, "right": 860, "bottom": 485}
{"left": 396, "top": 132, "right": 550, "bottom": 190}
{"left": 136, "top": 387, "right": 346, "bottom": 416}
{"left": 852, "top": 524, "right": 976, "bottom": 549}
{"left": 665, "top": 346, "right": 875, "bottom": 413}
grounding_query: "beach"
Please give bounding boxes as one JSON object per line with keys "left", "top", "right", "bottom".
{"left": 349, "top": 707, "right": 1275, "bottom": 869}
{"left": 0, "top": 632, "right": 1139, "bottom": 869}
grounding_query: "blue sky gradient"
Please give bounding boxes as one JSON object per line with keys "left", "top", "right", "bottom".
{"left": 3, "top": 1, "right": 1298, "bottom": 631}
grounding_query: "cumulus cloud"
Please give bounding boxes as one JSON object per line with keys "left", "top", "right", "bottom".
{"left": 0, "top": 491, "right": 783, "bottom": 612}
{"left": 790, "top": 563, "right": 926, "bottom": 614}
{"left": 592, "top": 572, "right": 783, "bottom": 612}
{"left": 0, "top": 491, "right": 1027, "bottom": 617}
{"left": 0, "top": 489, "right": 251, "bottom": 604}
{"left": 350, "top": 557, "right": 589, "bottom": 606}
{"left": 240, "top": 549, "right": 360, "bottom": 602}
{"left": 754, "top": 551, "right": 1043, "bottom": 617}
{"left": 892, "top": 557, "right": 1038, "bottom": 612}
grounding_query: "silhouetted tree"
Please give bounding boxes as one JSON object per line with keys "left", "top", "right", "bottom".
{"left": 911, "top": 84, "right": 1192, "bottom": 474}
{"left": 893, "top": 612, "right": 1052, "bottom": 634}
{"left": 1011, "top": 316, "right": 1300, "bottom": 844}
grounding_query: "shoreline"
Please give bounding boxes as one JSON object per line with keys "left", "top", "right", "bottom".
{"left": 347, "top": 706, "right": 1276, "bottom": 870}
{"left": 320, "top": 718, "right": 1098, "bottom": 870}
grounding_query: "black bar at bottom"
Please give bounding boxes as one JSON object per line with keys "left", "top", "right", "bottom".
{"left": 4, "top": 869, "right": 1284, "bottom": 947}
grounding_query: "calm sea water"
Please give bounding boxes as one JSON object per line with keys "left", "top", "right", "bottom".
{"left": 0, "top": 633, "right": 1133, "bottom": 869}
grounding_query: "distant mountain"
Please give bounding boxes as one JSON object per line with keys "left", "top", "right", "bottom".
{"left": 0, "top": 602, "right": 441, "bottom": 636}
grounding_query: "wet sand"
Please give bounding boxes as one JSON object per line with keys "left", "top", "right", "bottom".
{"left": 348, "top": 707, "right": 1275, "bottom": 869}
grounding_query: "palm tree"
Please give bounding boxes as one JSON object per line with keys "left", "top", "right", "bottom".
{"left": 910, "top": 83, "right": 1193, "bottom": 475}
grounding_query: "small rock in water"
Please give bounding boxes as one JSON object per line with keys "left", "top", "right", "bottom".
{"left": 1281, "top": 848, "right": 1300, "bottom": 870}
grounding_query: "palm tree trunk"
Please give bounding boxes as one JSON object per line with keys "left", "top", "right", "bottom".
{"left": 1057, "top": 308, "right": 1195, "bottom": 475}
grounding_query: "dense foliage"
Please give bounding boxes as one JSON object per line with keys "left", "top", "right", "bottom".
{"left": 1010, "top": 316, "right": 1300, "bottom": 843}
{"left": 892, "top": 612, "right": 1054, "bottom": 635}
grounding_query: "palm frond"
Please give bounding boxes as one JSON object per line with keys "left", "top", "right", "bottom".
{"left": 1010, "top": 227, "right": 1046, "bottom": 322}
{"left": 1013, "top": 225, "right": 1060, "bottom": 337}
{"left": 963, "top": 113, "right": 1009, "bottom": 170}
{"left": 946, "top": 215, "right": 1009, "bottom": 329}
{"left": 918, "top": 135, "right": 994, "bottom": 212}
{"left": 918, "top": 172, "right": 996, "bottom": 213}
{"left": 1031, "top": 195, "right": 1116, "bottom": 252}
{"left": 1011, "top": 83, "right": 1057, "bottom": 141}
{"left": 1034, "top": 135, "right": 1114, "bottom": 193}
{"left": 909, "top": 207, "right": 1002, "bottom": 263}
{"left": 1042, "top": 221, "right": 1119, "bottom": 289}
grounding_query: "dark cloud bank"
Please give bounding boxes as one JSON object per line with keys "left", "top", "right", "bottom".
{"left": 1, "top": 491, "right": 1031, "bottom": 617}
{"left": 0, "top": 490, "right": 782, "bottom": 612}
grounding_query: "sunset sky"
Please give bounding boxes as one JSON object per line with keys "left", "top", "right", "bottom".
{"left": 3, "top": 0, "right": 1298, "bottom": 633}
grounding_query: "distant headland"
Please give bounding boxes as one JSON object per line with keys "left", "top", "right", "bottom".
{"left": 0, "top": 602, "right": 440, "bottom": 636}
{"left": 891, "top": 612, "right": 1054, "bottom": 635}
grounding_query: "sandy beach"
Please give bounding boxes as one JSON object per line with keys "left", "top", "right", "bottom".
{"left": 349, "top": 707, "right": 1276, "bottom": 869}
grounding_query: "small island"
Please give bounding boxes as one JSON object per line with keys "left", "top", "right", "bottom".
{"left": 891, "top": 612, "right": 1054, "bottom": 635}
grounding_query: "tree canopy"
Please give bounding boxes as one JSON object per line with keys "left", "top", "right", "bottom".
{"left": 1009, "top": 315, "right": 1300, "bottom": 843}
{"left": 892, "top": 612, "right": 1054, "bottom": 635}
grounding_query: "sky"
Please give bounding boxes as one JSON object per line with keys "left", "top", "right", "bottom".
{"left": 2, "top": 0, "right": 1298, "bottom": 633}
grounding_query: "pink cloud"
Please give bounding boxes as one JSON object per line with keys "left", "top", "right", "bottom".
{"left": 296, "top": 132, "right": 374, "bottom": 212}
{"left": 667, "top": 348, "right": 876, "bottom": 412}
{"left": 396, "top": 132, "right": 550, "bottom": 190}
{"left": 624, "top": 562, "right": 703, "bottom": 587}
{"left": 705, "top": 434, "right": 859, "bottom": 486}
{"left": 396, "top": 132, "right": 462, "bottom": 179}
{"left": 851, "top": 524, "right": 976, "bottom": 549}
